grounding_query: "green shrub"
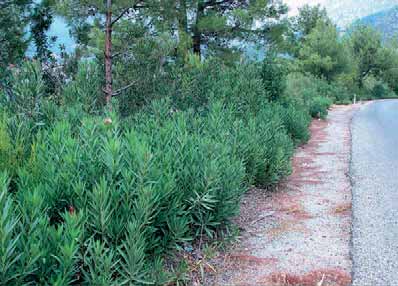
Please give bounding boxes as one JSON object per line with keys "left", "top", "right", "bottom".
{"left": 171, "top": 61, "right": 269, "bottom": 117}
{"left": 0, "top": 60, "right": 307, "bottom": 284}
{"left": 261, "top": 53, "right": 287, "bottom": 101}
{"left": 203, "top": 101, "right": 294, "bottom": 187}
{"left": 329, "top": 82, "right": 351, "bottom": 104}
{"left": 62, "top": 61, "right": 103, "bottom": 114}
{"left": 275, "top": 103, "right": 311, "bottom": 145}
{"left": 309, "top": 96, "right": 333, "bottom": 119}
{"left": 0, "top": 61, "right": 44, "bottom": 124}
{"left": 0, "top": 116, "right": 13, "bottom": 173}
{"left": 1, "top": 99, "right": 249, "bottom": 284}
{"left": 0, "top": 112, "right": 28, "bottom": 178}
{"left": 250, "top": 107, "right": 294, "bottom": 185}
{"left": 212, "top": 63, "right": 268, "bottom": 116}
{"left": 284, "top": 72, "right": 318, "bottom": 106}
{"left": 371, "top": 82, "right": 391, "bottom": 99}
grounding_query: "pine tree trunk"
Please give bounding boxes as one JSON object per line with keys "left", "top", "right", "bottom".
{"left": 192, "top": 32, "right": 201, "bottom": 57}
{"left": 176, "top": 0, "right": 188, "bottom": 61}
{"left": 192, "top": 1, "right": 204, "bottom": 58}
{"left": 178, "top": 0, "right": 187, "bottom": 33}
{"left": 104, "top": 0, "right": 113, "bottom": 105}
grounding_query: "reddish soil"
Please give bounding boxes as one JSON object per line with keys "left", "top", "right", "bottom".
{"left": 263, "top": 268, "right": 352, "bottom": 286}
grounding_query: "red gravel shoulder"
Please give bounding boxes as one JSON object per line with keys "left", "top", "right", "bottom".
{"left": 209, "top": 104, "right": 359, "bottom": 286}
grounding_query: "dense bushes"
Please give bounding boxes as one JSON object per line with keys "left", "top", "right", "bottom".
{"left": 284, "top": 72, "right": 340, "bottom": 119}
{"left": 0, "top": 58, "right": 316, "bottom": 284}
{"left": 0, "top": 102, "right": 297, "bottom": 284}
{"left": 275, "top": 103, "right": 311, "bottom": 145}
{"left": 62, "top": 62, "right": 104, "bottom": 114}
{"left": 1, "top": 111, "right": 243, "bottom": 284}
{"left": 309, "top": 96, "right": 333, "bottom": 119}
{"left": 2, "top": 51, "right": 366, "bottom": 283}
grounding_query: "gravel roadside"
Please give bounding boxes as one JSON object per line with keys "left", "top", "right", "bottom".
{"left": 351, "top": 100, "right": 398, "bottom": 286}
{"left": 208, "top": 104, "right": 359, "bottom": 286}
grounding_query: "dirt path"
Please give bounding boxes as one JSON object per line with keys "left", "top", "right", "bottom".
{"left": 209, "top": 105, "right": 359, "bottom": 286}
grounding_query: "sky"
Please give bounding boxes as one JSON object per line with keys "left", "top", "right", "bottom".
{"left": 283, "top": 0, "right": 329, "bottom": 16}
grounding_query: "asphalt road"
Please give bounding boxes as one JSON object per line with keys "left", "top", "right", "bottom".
{"left": 351, "top": 100, "right": 398, "bottom": 286}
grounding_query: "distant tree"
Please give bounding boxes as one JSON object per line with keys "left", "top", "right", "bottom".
{"left": 374, "top": 39, "right": 398, "bottom": 94}
{"left": 57, "top": 0, "right": 289, "bottom": 106}
{"left": 293, "top": 4, "right": 330, "bottom": 37}
{"left": 284, "top": 4, "right": 331, "bottom": 56}
{"left": 348, "top": 25, "right": 388, "bottom": 88}
{"left": 0, "top": 0, "right": 35, "bottom": 101}
{"left": 298, "top": 21, "right": 350, "bottom": 82}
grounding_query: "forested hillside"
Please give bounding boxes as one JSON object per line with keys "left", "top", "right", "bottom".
{"left": 1, "top": 1, "right": 398, "bottom": 285}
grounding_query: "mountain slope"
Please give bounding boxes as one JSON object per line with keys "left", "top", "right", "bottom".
{"left": 284, "top": 0, "right": 398, "bottom": 28}
{"left": 357, "top": 6, "right": 398, "bottom": 39}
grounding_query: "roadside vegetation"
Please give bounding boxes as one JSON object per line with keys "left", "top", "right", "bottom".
{"left": 1, "top": 1, "right": 397, "bottom": 284}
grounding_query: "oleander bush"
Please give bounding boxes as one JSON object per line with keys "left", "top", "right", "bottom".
{"left": 0, "top": 57, "right": 322, "bottom": 284}
{"left": 0, "top": 77, "right": 299, "bottom": 285}
{"left": 309, "top": 96, "right": 333, "bottom": 119}
{"left": 260, "top": 52, "right": 288, "bottom": 101}
{"left": 1, "top": 109, "right": 246, "bottom": 285}
{"left": 275, "top": 103, "right": 311, "bottom": 145}
{"left": 285, "top": 72, "right": 336, "bottom": 119}
{"left": 62, "top": 62, "right": 103, "bottom": 114}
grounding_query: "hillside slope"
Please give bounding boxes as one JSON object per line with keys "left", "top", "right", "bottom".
{"left": 284, "top": 0, "right": 398, "bottom": 28}
{"left": 357, "top": 6, "right": 398, "bottom": 40}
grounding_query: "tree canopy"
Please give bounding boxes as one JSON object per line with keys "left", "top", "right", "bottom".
{"left": 298, "top": 21, "right": 350, "bottom": 82}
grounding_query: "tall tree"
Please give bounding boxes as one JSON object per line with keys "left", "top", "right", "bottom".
{"left": 0, "top": 0, "right": 35, "bottom": 100}
{"left": 155, "top": 0, "right": 288, "bottom": 60}
{"left": 379, "top": 40, "right": 398, "bottom": 93}
{"left": 293, "top": 4, "right": 329, "bottom": 37}
{"left": 348, "top": 25, "right": 387, "bottom": 88}
{"left": 286, "top": 4, "right": 331, "bottom": 56}
{"left": 298, "top": 21, "right": 350, "bottom": 82}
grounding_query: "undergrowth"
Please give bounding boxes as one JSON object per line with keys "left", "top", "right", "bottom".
{"left": 0, "top": 60, "right": 335, "bottom": 285}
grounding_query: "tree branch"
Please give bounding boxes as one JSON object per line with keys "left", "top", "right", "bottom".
{"left": 111, "top": 7, "right": 130, "bottom": 26}
{"left": 111, "top": 3, "right": 147, "bottom": 26}
{"left": 203, "top": 0, "right": 233, "bottom": 8}
{"left": 111, "top": 52, "right": 123, "bottom": 59}
{"left": 111, "top": 81, "right": 137, "bottom": 96}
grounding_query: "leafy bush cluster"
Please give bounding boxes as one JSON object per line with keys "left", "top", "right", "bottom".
{"left": 0, "top": 59, "right": 311, "bottom": 285}
{"left": 284, "top": 72, "right": 344, "bottom": 119}
{"left": 309, "top": 96, "right": 333, "bottom": 119}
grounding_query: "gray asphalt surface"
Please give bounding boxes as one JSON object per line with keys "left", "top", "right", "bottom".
{"left": 351, "top": 100, "right": 398, "bottom": 286}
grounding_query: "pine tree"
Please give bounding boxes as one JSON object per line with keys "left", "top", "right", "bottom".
{"left": 348, "top": 25, "right": 388, "bottom": 88}
{"left": 298, "top": 21, "right": 351, "bottom": 82}
{"left": 57, "top": 0, "right": 147, "bottom": 106}
{"left": 157, "top": 0, "right": 288, "bottom": 60}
